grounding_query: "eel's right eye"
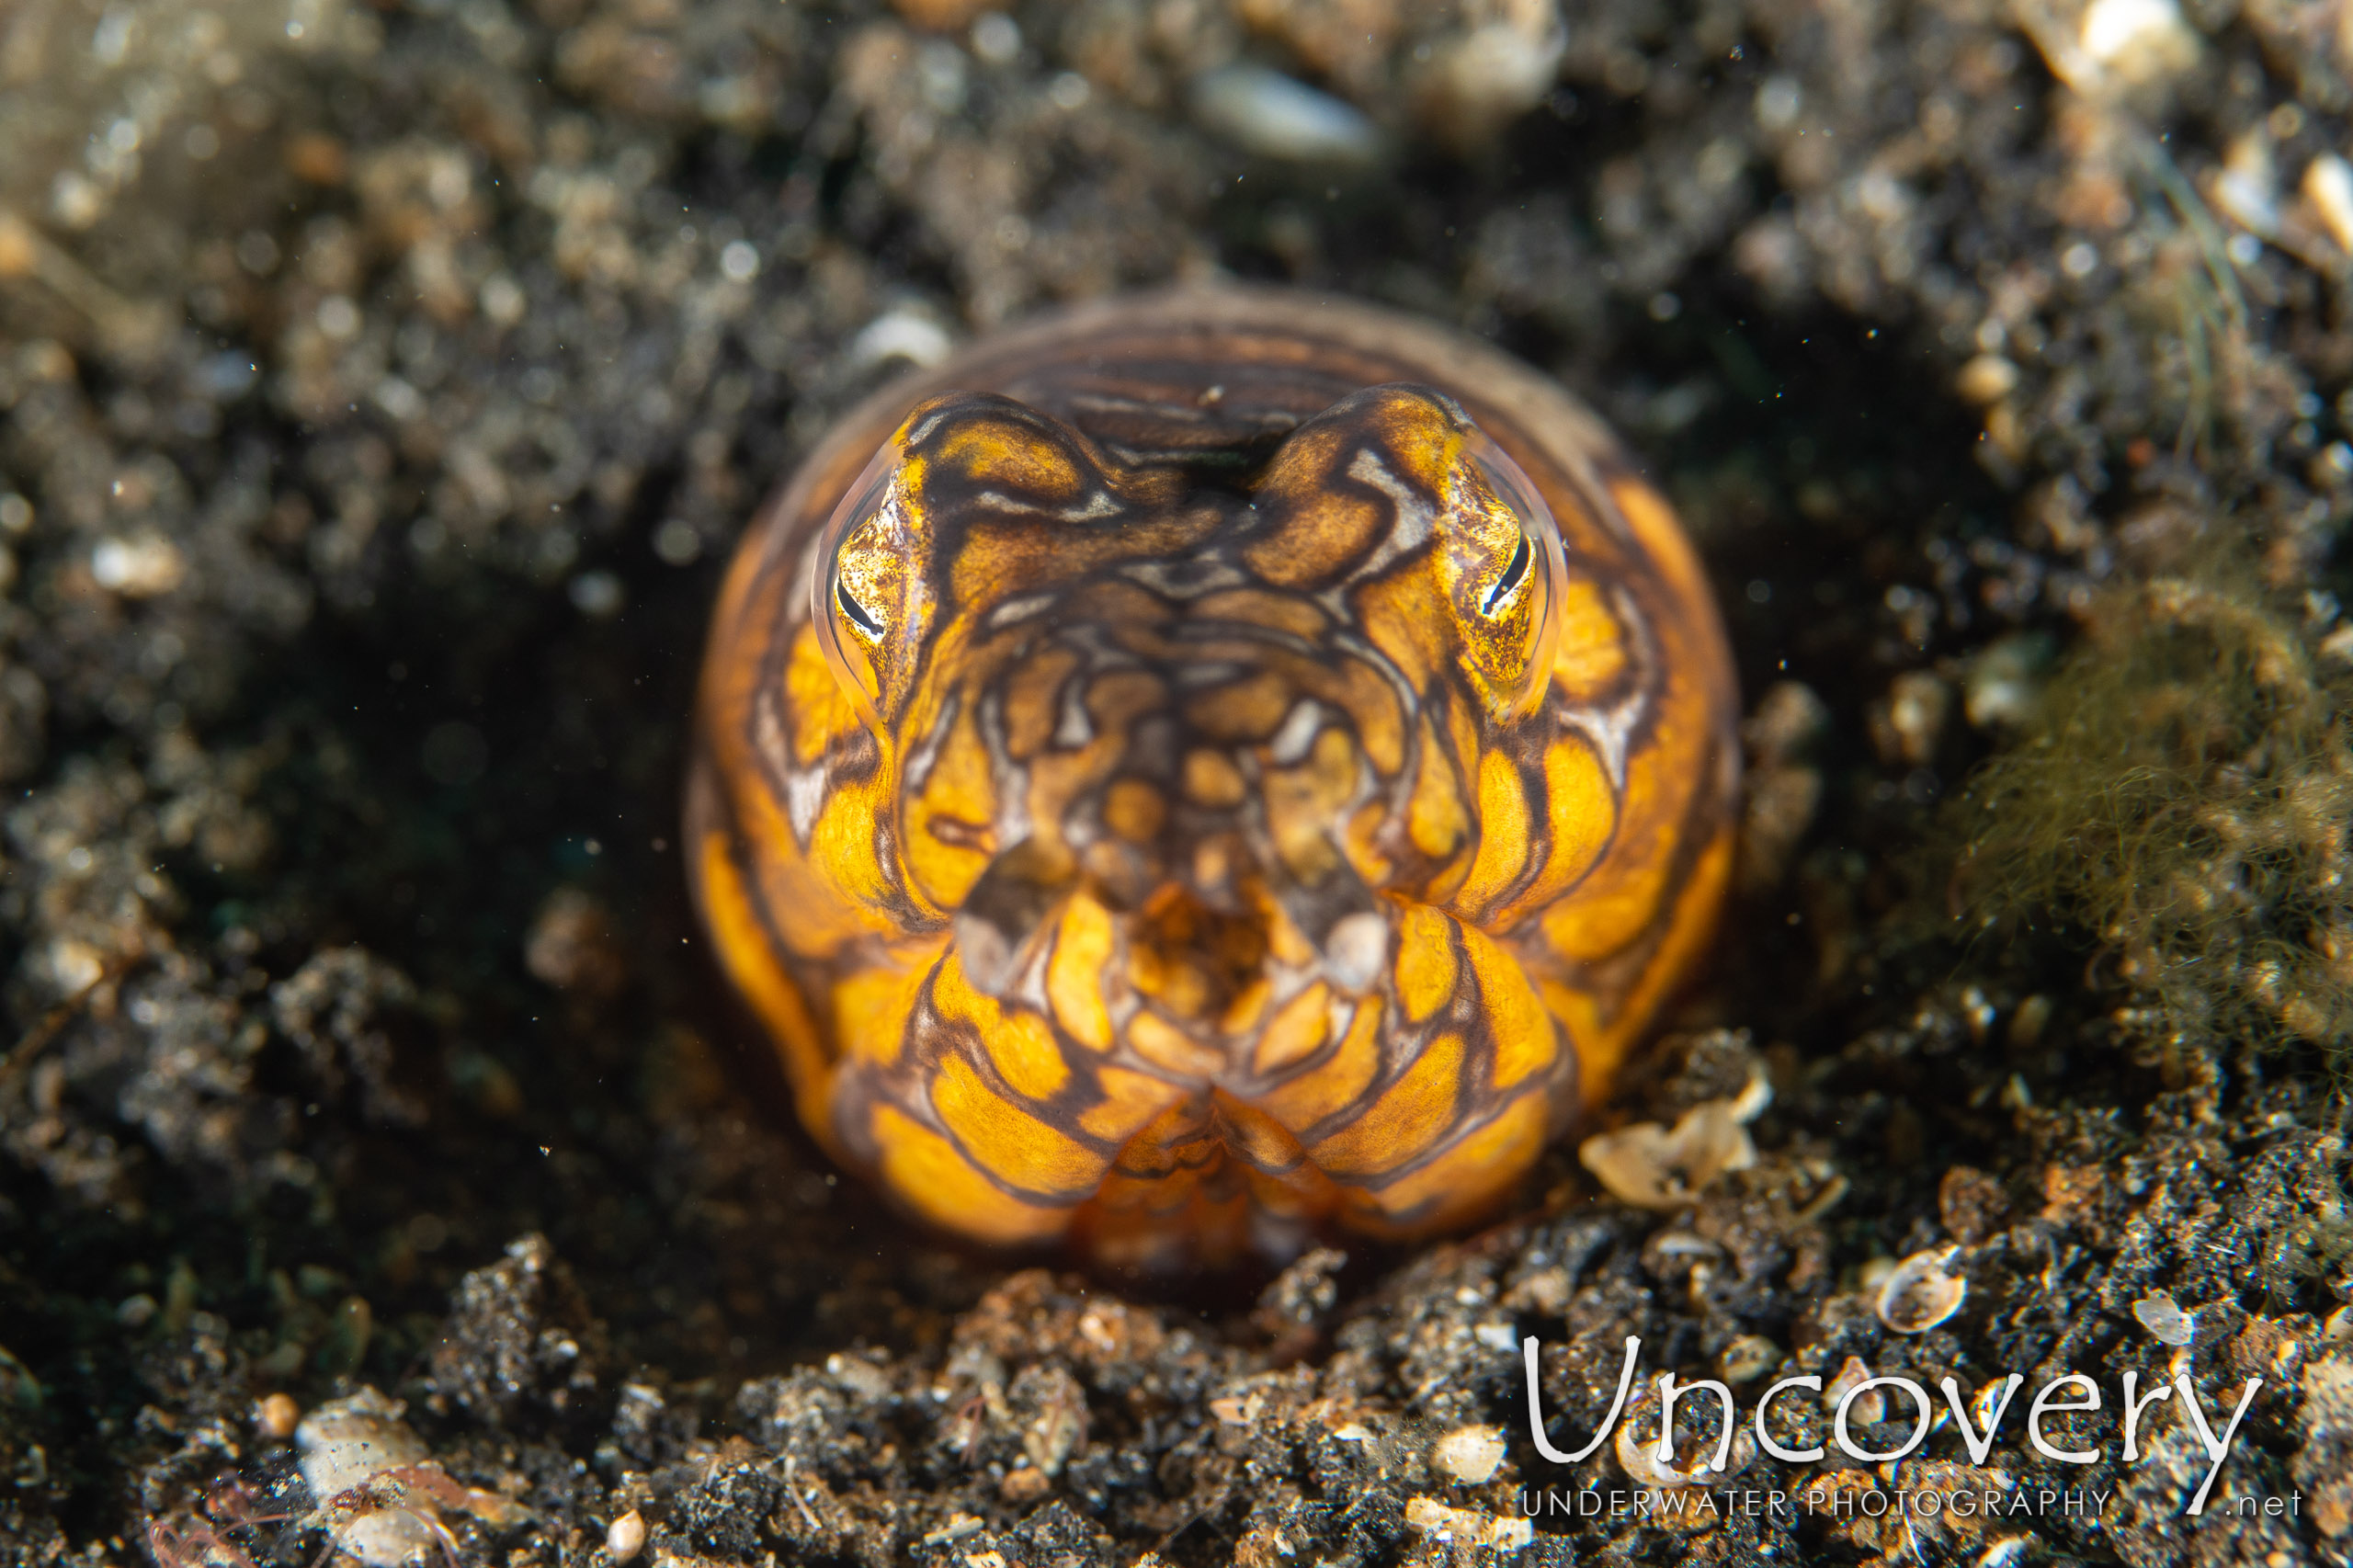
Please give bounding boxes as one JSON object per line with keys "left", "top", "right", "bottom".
{"left": 811, "top": 443, "right": 904, "bottom": 733}
{"left": 835, "top": 580, "right": 884, "bottom": 636}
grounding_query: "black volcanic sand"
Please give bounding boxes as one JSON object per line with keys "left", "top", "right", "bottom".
{"left": 3, "top": 2, "right": 2350, "bottom": 1565}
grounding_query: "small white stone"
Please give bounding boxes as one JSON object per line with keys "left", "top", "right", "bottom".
{"left": 47, "top": 938, "right": 105, "bottom": 994}
{"left": 2132, "top": 1291, "right": 2196, "bottom": 1346}
{"left": 1189, "top": 66, "right": 1381, "bottom": 165}
{"left": 1431, "top": 1425, "right": 1506, "bottom": 1485}
{"left": 969, "top": 13, "right": 1020, "bottom": 66}
{"left": 1754, "top": 77, "right": 1802, "bottom": 134}
{"left": 606, "top": 1508, "right": 647, "bottom": 1563}
{"left": 1403, "top": 1497, "right": 1530, "bottom": 1551}
{"left": 316, "top": 294, "right": 361, "bottom": 340}
{"left": 1472, "top": 1322, "right": 1518, "bottom": 1354}
{"left": 2077, "top": 0, "right": 2200, "bottom": 83}
{"left": 90, "top": 535, "right": 187, "bottom": 597}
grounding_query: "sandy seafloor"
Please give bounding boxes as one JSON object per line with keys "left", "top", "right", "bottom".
{"left": 4, "top": 0, "right": 2353, "bottom": 1564}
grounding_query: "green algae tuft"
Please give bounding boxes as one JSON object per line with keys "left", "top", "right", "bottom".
{"left": 1944, "top": 564, "right": 2353, "bottom": 1061}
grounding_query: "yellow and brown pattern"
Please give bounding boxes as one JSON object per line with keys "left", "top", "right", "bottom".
{"left": 687, "top": 287, "right": 1738, "bottom": 1270}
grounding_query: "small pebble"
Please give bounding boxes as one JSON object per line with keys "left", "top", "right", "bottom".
{"left": 606, "top": 1508, "right": 646, "bottom": 1563}
{"left": 1431, "top": 1425, "right": 1506, "bottom": 1484}
{"left": 1957, "top": 354, "right": 2019, "bottom": 404}
{"left": 1718, "top": 1335, "right": 1781, "bottom": 1384}
{"left": 1876, "top": 1246, "right": 1968, "bottom": 1335}
{"left": 2076, "top": 0, "right": 2200, "bottom": 83}
{"left": 90, "top": 535, "right": 187, "bottom": 597}
{"left": 998, "top": 1464, "right": 1051, "bottom": 1503}
{"left": 1870, "top": 671, "right": 1950, "bottom": 767}
{"left": 255, "top": 1391, "right": 301, "bottom": 1439}
{"left": 2304, "top": 154, "right": 2353, "bottom": 255}
{"left": 1188, "top": 66, "right": 1381, "bottom": 165}
{"left": 568, "top": 570, "right": 625, "bottom": 618}
{"left": 2132, "top": 1291, "right": 2196, "bottom": 1346}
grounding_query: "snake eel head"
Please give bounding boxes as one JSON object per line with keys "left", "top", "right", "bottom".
{"left": 814, "top": 386, "right": 1568, "bottom": 996}
{"left": 692, "top": 318, "right": 1736, "bottom": 1271}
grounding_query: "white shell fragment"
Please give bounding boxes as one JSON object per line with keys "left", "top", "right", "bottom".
{"left": 2132, "top": 1291, "right": 2196, "bottom": 1346}
{"left": 296, "top": 1389, "right": 442, "bottom": 1568}
{"left": 1431, "top": 1425, "right": 1507, "bottom": 1485}
{"left": 1877, "top": 1246, "right": 1968, "bottom": 1335}
{"left": 1578, "top": 1098, "right": 1756, "bottom": 1210}
{"left": 295, "top": 1387, "right": 530, "bottom": 1568}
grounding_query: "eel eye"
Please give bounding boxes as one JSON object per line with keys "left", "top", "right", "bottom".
{"left": 1482, "top": 532, "right": 1533, "bottom": 615}
{"left": 811, "top": 442, "right": 904, "bottom": 733}
{"left": 835, "top": 580, "right": 884, "bottom": 636}
{"left": 1457, "top": 425, "right": 1568, "bottom": 717}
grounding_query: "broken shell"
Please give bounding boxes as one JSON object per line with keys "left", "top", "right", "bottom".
{"left": 1824, "top": 1357, "right": 1884, "bottom": 1426}
{"left": 1431, "top": 1425, "right": 1506, "bottom": 1485}
{"left": 297, "top": 1388, "right": 431, "bottom": 1497}
{"left": 296, "top": 1389, "right": 443, "bottom": 1568}
{"left": 1727, "top": 1066, "right": 1774, "bottom": 1124}
{"left": 1403, "top": 1497, "right": 1531, "bottom": 1552}
{"left": 2131, "top": 1291, "right": 2196, "bottom": 1346}
{"left": 1876, "top": 1246, "right": 1967, "bottom": 1334}
{"left": 1614, "top": 1404, "right": 1757, "bottom": 1488}
{"left": 295, "top": 1386, "right": 529, "bottom": 1568}
{"left": 1578, "top": 1098, "right": 1756, "bottom": 1210}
